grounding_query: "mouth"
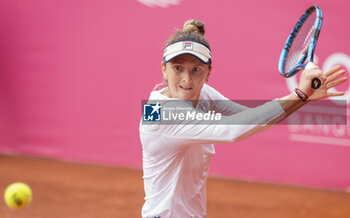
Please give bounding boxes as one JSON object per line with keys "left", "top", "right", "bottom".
{"left": 179, "top": 85, "right": 193, "bottom": 91}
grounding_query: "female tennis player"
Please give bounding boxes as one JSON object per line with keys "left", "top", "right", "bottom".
{"left": 139, "top": 19, "right": 347, "bottom": 218}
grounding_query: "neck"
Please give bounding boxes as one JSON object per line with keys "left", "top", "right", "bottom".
{"left": 160, "top": 90, "right": 199, "bottom": 108}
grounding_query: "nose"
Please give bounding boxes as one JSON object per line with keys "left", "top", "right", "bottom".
{"left": 181, "top": 71, "right": 192, "bottom": 82}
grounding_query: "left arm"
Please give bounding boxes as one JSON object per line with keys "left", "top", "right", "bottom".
{"left": 271, "top": 65, "right": 347, "bottom": 125}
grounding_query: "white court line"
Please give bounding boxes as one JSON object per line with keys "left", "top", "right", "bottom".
{"left": 289, "top": 133, "right": 350, "bottom": 147}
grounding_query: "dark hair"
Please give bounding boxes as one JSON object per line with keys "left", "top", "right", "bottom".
{"left": 166, "top": 19, "right": 210, "bottom": 49}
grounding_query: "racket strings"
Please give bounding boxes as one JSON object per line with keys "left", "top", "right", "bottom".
{"left": 302, "top": 27, "right": 314, "bottom": 51}
{"left": 285, "top": 11, "right": 316, "bottom": 73}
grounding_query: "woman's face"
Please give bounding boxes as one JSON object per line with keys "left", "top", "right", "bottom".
{"left": 162, "top": 54, "right": 211, "bottom": 101}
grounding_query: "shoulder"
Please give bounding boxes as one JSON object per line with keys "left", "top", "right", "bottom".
{"left": 148, "top": 88, "right": 169, "bottom": 100}
{"left": 200, "top": 83, "right": 228, "bottom": 100}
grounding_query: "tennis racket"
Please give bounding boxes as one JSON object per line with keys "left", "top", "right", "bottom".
{"left": 278, "top": 5, "right": 323, "bottom": 89}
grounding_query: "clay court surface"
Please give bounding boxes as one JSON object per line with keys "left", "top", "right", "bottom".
{"left": 1, "top": 154, "right": 350, "bottom": 218}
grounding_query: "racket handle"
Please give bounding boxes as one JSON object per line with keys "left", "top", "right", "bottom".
{"left": 305, "top": 62, "right": 316, "bottom": 69}
{"left": 305, "top": 62, "right": 322, "bottom": 90}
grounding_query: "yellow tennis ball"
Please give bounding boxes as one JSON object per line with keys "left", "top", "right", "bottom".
{"left": 4, "top": 182, "right": 32, "bottom": 209}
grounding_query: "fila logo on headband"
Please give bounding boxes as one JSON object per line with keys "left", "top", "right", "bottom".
{"left": 183, "top": 41, "right": 193, "bottom": 50}
{"left": 163, "top": 41, "right": 212, "bottom": 64}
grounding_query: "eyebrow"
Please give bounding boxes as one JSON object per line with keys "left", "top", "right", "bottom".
{"left": 194, "top": 63, "right": 205, "bottom": 66}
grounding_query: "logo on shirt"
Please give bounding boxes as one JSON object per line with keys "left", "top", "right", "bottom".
{"left": 143, "top": 103, "right": 161, "bottom": 121}
{"left": 183, "top": 41, "right": 194, "bottom": 50}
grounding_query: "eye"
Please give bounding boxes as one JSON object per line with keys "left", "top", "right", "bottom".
{"left": 193, "top": 67, "right": 202, "bottom": 73}
{"left": 174, "top": 65, "right": 183, "bottom": 72}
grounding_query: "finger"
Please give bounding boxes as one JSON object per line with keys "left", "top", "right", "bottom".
{"left": 324, "top": 65, "right": 342, "bottom": 77}
{"left": 327, "top": 92, "right": 345, "bottom": 97}
{"left": 327, "top": 77, "right": 348, "bottom": 89}
{"left": 325, "top": 69, "right": 346, "bottom": 84}
{"left": 320, "top": 75, "right": 327, "bottom": 82}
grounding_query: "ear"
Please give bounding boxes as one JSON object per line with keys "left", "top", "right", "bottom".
{"left": 205, "top": 67, "right": 212, "bottom": 82}
{"left": 162, "top": 62, "right": 168, "bottom": 81}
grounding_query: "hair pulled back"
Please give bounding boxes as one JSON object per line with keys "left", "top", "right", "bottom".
{"left": 154, "top": 20, "right": 211, "bottom": 91}
{"left": 166, "top": 19, "right": 210, "bottom": 49}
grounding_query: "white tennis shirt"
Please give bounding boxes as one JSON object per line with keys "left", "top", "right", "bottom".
{"left": 139, "top": 84, "right": 285, "bottom": 218}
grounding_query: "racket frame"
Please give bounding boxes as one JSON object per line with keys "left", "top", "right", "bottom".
{"left": 278, "top": 5, "right": 323, "bottom": 78}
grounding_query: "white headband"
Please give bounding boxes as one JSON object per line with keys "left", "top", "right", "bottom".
{"left": 163, "top": 41, "right": 212, "bottom": 64}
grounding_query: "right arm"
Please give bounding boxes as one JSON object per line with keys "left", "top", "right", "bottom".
{"left": 141, "top": 65, "right": 346, "bottom": 146}
{"left": 141, "top": 99, "right": 284, "bottom": 145}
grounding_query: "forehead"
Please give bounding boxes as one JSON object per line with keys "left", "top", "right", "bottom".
{"left": 169, "top": 54, "right": 204, "bottom": 65}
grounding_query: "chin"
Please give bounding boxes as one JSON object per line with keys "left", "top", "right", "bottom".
{"left": 178, "top": 95, "right": 196, "bottom": 101}
{"left": 175, "top": 90, "right": 199, "bottom": 100}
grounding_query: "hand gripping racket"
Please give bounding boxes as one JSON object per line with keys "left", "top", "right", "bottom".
{"left": 278, "top": 5, "right": 323, "bottom": 89}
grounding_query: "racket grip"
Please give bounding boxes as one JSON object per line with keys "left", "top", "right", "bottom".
{"left": 305, "top": 62, "right": 316, "bottom": 69}
{"left": 305, "top": 62, "right": 322, "bottom": 90}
